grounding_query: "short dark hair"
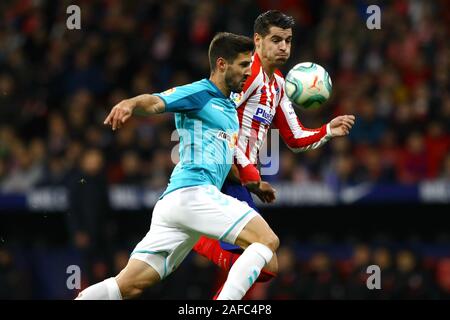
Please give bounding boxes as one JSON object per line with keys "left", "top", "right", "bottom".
{"left": 254, "top": 10, "right": 295, "bottom": 37}
{"left": 208, "top": 32, "right": 254, "bottom": 71}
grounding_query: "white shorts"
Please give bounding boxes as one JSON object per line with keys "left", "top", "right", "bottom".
{"left": 130, "top": 185, "right": 259, "bottom": 279}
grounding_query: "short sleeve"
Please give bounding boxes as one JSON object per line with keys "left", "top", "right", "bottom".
{"left": 154, "top": 83, "right": 210, "bottom": 113}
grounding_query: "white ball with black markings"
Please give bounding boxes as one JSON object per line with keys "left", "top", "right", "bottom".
{"left": 284, "top": 62, "right": 332, "bottom": 109}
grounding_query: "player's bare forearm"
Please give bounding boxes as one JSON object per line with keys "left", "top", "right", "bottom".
{"left": 104, "top": 94, "right": 165, "bottom": 130}
{"left": 131, "top": 94, "right": 166, "bottom": 116}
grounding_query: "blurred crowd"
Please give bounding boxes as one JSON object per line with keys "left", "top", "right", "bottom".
{"left": 0, "top": 0, "right": 449, "bottom": 194}
{"left": 0, "top": 0, "right": 449, "bottom": 299}
{"left": 251, "top": 242, "right": 450, "bottom": 300}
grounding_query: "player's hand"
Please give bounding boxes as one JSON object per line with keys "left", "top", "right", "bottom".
{"left": 104, "top": 99, "right": 135, "bottom": 130}
{"left": 227, "top": 164, "right": 241, "bottom": 183}
{"left": 248, "top": 181, "right": 276, "bottom": 204}
{"left": 329, "top": 115, "right": 355, "bottom": 137}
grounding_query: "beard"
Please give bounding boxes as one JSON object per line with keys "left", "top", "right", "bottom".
{"left": 272, "top": 55, "right": 289, "bottom": 68}
{"left": 225, "top": 72, "right": 246, "bottom": 93}
{"left": 275, "top": 56, "right": 289, "bottom": 64}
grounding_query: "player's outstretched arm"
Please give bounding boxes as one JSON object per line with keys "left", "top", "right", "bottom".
{"left": 328, "top": 115, "right": 356, "bottom": 137}
{"left": 103, "top": 94, "right": 165, "bottom": 130}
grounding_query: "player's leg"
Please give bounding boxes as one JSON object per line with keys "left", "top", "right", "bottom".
{"left": 176, "top": 185, "right": 278, "bottom": 300}
{"left": 192, "top": 181, "right": 250, "bottom": 259}
{"left": 220, "top": 180, "right": 279, "bottom": 278}
{"left": 76, "top": 258, "right": 160, "bottom": 300}
{"left": 216, "top": 214, "right": 279, "bottom": 300}
{"left": 233, "top": 214, "right": 279, "bottom": 250}
{"left": 77, "top": 192, "right": 198, "bottom": 300}
{"left": 193, "top": 235, "right": 278, "bottom": 281}
{"left": 115, "top": 258, "right": 161, "bottom": 299}
{"left": 212, "top": 253, "right": 277, "bottom": 300}
{"left": 192, "top": 181, "right": 278, "bottom": 299}
{"left": 75, "top": 200, "right": 169, "bottom": 300}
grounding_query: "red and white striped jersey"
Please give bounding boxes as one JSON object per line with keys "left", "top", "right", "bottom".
{"left": 232, "top": 53, "right": 332, "bottom": 166}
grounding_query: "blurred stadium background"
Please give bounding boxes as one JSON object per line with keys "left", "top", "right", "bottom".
{"left": 0, "top": 0, "right": 449, "bottom": 299}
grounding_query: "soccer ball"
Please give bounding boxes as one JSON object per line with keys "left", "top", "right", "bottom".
{"left": 284, "top": 62, "right": 332, "bottom": 109}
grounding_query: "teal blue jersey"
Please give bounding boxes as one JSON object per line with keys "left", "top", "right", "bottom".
{"left": 155, "top": 79, "right": 239, "bottom": 198}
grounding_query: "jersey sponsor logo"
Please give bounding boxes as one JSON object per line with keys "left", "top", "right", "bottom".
{"left": 161, "top": 88, "right": 176, "bottom": 96}
{"left": 216, "top": 131, "right": 238, "bottom": 148}
{"left": 253, "top": 107, "right": 274, "bottom": 125}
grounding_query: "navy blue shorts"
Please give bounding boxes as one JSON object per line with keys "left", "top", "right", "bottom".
{"left": 220, "top": 180, "right": 259, "bottom": 252}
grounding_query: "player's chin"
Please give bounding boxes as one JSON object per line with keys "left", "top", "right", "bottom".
{"left": 273, "top": 56, "right": 285, "bottom": 64}
{"left": 235, "top": 82, "right": 245, "bottom": 92}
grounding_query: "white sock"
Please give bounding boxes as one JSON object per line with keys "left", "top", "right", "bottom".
{"left": 75, "top": 277, "right": 122, "bottom": 300}
{"left": 217, "top": 242, "right": 273, "bottom": 300}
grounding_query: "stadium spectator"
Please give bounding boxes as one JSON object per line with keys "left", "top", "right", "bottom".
{"left": 66, "top": 148, "right": 114, "bottom": 282}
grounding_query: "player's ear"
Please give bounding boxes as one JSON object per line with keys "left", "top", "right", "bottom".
{"left": 216, "top": 57, "right": 227, "bottom": 73}
{"left": 254, "top": 33, "right": 261, "bottom": 48}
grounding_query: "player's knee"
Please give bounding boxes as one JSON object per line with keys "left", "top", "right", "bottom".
{"left": 269, "top": 234, "right": 280, "bottom": 252}
{"left": 258, "top": 233, "right": 279, "bottom": 252}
